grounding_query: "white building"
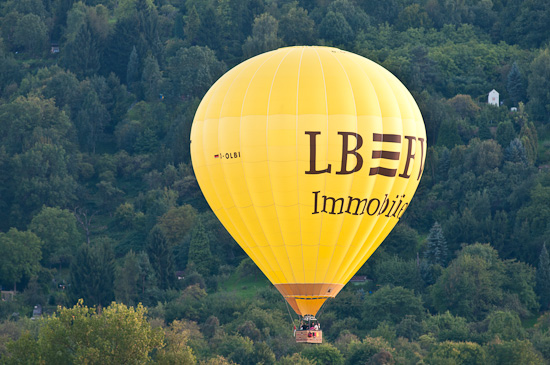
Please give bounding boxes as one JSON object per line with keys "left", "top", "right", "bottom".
{"left": 488, "top": 89, "right": 499, "bottom": 106}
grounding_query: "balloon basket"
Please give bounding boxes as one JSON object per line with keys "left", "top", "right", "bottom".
{"left": 295, "top": 330, "right": 323, "bottom": 344}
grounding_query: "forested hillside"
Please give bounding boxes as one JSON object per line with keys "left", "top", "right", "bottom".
{"left": 1, "top": 0, "right": 550, "bottom": 363}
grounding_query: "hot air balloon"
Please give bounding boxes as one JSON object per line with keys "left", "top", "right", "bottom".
{"left": 190, "top": 46, "right": 426, "bottom": 342}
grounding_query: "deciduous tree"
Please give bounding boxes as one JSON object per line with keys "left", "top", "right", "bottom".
{"left": 0, "top": 228, "right": 42, "bottom": 292}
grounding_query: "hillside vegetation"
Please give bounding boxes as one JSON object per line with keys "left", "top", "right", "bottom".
{"left": 2, "top": 0, "right": 550, "bottom": 363}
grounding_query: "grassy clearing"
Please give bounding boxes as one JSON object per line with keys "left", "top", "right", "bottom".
{"left": 218, "top": 271, "right": 271, "bottom": 299}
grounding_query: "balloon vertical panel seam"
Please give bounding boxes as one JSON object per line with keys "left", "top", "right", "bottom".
{"left": 318, "top": 48, "right": 359, "bottom": 286}
{"left": 322, "top": 51, "right": 382, "bottom": 285}
{"left": 236, "top": 50, "right": 290, "bottom": 282}
{"left": 234, "top": 48, "right": 295, "bottom": 283}
{"left": 264, "top": 47, "right": 298, "bottom": 284}
{"left": 205, "top": 52, "right": 282, "bottom": 282}
{"left": 296, "top": 47, "right": 306, "bottom": 284}
{"left": 333, "top": 55, "right": 405, "bottom": 284}
{"left": 311, "top": 47, "right": 329, "bottom": 288}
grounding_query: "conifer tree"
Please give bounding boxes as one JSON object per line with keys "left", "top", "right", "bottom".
{"left": 126, "top": 46, "right": 140, "bottom": 93}
{"left": 507, "top": 61, "right": 524, "bottom": 106}
{"left": 70, "top": 237, "right": 115, "bottom": 307}
{"left": 141, "top": 53, "right": 162, "bottom": 102}
{"left": 536, "top": 244, "right": 550, "bottom": 310}
{"left": 63, "top": 21, "right": 100, "bottom": 78}
{"left": 187, "top": 220, "right": 214, "bottom": 277}
{"left": 424, "top": 222, "right": 448, "bottom": 267}
{"left": 504, "top": 138, "right": 528, "bottom": 165}
{"left": 146, "top": 226, "right": 175, "bottom": 290}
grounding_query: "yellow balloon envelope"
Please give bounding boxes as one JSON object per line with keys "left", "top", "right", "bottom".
{"left": 190, "top": 46, "right": 426, "bottom": 316}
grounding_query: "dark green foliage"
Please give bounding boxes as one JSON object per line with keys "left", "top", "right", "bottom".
{"left": 279, "top": 3, "right": 316, "bottom": 46}
{"left": 424, "top": 222, "right": 448, "bottom": 267}
{"left": 424, "top": 311, "right": 471, "bottom": 343}
{"left": 3, "top": 1, "right": 550, "bottom": 362}
{"left": 345, "top": 336, "right": 394, "bottom": 365}
{"left": 536, "top": 244, "right": 550, "bottom": 310}
{"left": 69, "top": 237, "right": 115, "bottom": 307}
{"left": 302, "top": 343, "right": 344, "bottom": 365}
{"left": 496, "top": 121, "right": 517, "bottom": 148}
{"left": 426, "top": 341, "right": 487, "bottom": 365}
{"left": 140, "top": 53, "right": 162, "bottom": 102}
{"left": 507, "top": 62, "right": 525, "bottom": 106}
{"left": 187, "top": 220, "right": 214, "bottom": 278}
{"left": 62, "top": 21, "right": 101, "bottom": 78}
{"left": 146, "top": 225, "right": 175, "bottom": 290}
{"left": 505, "top": 138, "right": 529, "bottom": 165}
{"left": 28, "top": 206, "right": 82, "bottom": 267}
{"left": 528, "top": 48, "right": 550, "bottom": 123}
{"left": 319, "top": 11, "right": 353, "bottom": 46}
{"left": 167, "top": 45, "right": 225, "bottom": 99}
{"left": 486, "top": 339, "right": 544, "bottom": 365}
{"left": 13, "top": 14, "right": 48, "bottom": 57}
{"left": 242, "top": 13, "right": 283, "bottom": 58}
{"left": 362, "top": 286, "right": 425, "bottom": 330}
{"left": 487, "top": 310, "right": 525, "bottom": 341}
{"left": 373, "top": 256, "right": 423, "bottom": 291}
{"left": 126, "top": 46, "right": 140, "bottom": 93}
{"left": 0, "top": 228, "right": 42, "bottom": 292}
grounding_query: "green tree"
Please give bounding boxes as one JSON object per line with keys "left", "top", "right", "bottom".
{"left": 503, "top": 259, "right": 538, "bottom": 316}
{"left": 536, "top": 244, "right": 550, "bottom": 310}
{"left": 302, "top": 343, "right": 344, "bottom": 365}
{"left": 5, "top": 301, "right": 164, "bottom": 364}
{"left": 373, "top": 256, "right": 423, "bottom": 291}
{"left": 319, "top": 11, "right": 353, "bottom": 46}
{"left": 242, "top": 13, "right": 283, "bottom": 58}
{"left": 183, "top": 5, "right": 201, "bottom": 46}
{"left": 486, "top": 339, "right": 544, "bottom": 365}
{"left": 216, "top": 334, "right": 254, "bottom": 365}
{"left": 279, "top": 3, "right": 316, "bottom": 46}
{"left": 74, "top": 81, "right": 111, "bottom": 153}
{"left": 187, "top": 220, "right": 214, "bottom": 277}
{"left": 126, "top": 45, "right": 140, "bottom": 93}
{"left": 519, "top": 117, "right": 538, "bottom": 165}
{"left": 155, "top": 320, "right": 196, "bottom": 364}
{"left": 0, "top": 228, "right": 42, "bottom": 291}
{"left": 11, "top": 143, "right": 77, "bottom": 223}
{"left": 396, "top": 4, "right": 432, "bottom": 31}
{"left": 382, "top": 224, "right": 420, "bottom": 259}
{"left": 504, "top": 138, "right": 528, "bottom": 165}
{"left": 424, "top": 311, "right": 471, "bottom": 342}
{"left": 141, "top": 53, "right": 162, "bottom": 102}
{"left": 114, "top": 250, "right": 141, "bottom": 306}
{"left": 362, "top": 286, "right": 425, "bottom": 329}
{"left": 13, "top": 14, "right": 48, "bottom": 57}
{"left": 157, "top": 205, "right": 198, "bottom": 246}
{"left": 496, "top": 121, "right": 516, "bottom": 148}
{"left": 146, "top": 226, "right": 175, "bottom": 290}
{"left": 346, "top": 336, "right": 395, "bottom": 365}
{"left": 28, "top": 206, "right": 82, "bottom": 268}
{"left": 167, "top": 46, "right": 225, "bottom": 98}
{"left": 507, "top": 61, "right": 525, "bottom": 106}
{"left": 43, "top": 68, "right": 80, "bottom": 109}
{"left": 0, "top": 96, "right": 74, "bottom": 155}
{"left": 437, "top": 118, "right": 462, "bottom": 148}
{"left": 487, "top": 311, "right": 525, "bottom": 341}
{"left": 427, "top": 341, "right": 487, "bottom": 364}
{"left": 527, "top": 48, "right": 550, "bottom": 123}
{"left": 430, "top": 244, "right": 505, "bottom": 320}
{"left": 70, "top": 237, "right": 115, "bottom": 307}
{"left": 424, "top": 222, "right": 448, "bottom": 267}
{"left": 62, "top": 21, "right": 101, "bottom": 78}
